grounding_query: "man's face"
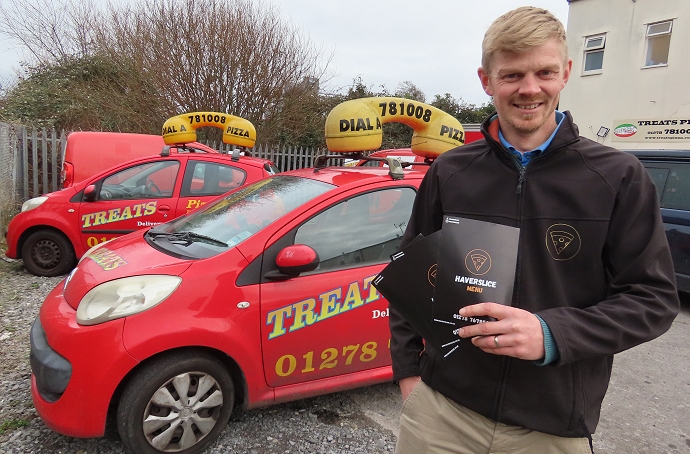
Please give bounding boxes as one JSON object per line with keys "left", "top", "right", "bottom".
{"left": 478, "top": 39, "right": 572, "bottom": 141}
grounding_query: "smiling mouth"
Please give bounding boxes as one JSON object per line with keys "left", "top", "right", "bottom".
{"left": 514, "top": 102, "right": 542, "bottom": 110}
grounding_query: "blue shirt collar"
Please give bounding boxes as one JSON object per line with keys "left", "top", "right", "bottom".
{"left": 499, "top": 111, "right": 565, "bottom": 166}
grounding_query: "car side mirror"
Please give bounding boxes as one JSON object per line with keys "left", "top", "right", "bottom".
{"left": 264, "top": 244, "right": 320, "bottom": 280}
{"left": 83, "top": 184, "right": 97, "bottom": 202}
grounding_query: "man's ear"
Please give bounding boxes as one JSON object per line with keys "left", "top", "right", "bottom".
{"left": 478, "top": 67, "right": 493, "bottom": 96}
{"left": 562, "top": 59, "right": 573, "bottom": 86}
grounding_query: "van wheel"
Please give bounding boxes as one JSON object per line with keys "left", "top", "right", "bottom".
{"left": 117, "top": 351, "right": 234, "bottom": 454}
{"left": 21, "top": 230, "right": 76, "bottom": 277}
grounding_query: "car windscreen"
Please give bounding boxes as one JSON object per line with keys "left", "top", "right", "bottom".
{"left": 145, "top": 175, "right": 334, "bottom": 259}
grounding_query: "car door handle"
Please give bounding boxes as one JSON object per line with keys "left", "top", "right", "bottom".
{"left": 158, "top": 205, "right": 171, "bottom": 212}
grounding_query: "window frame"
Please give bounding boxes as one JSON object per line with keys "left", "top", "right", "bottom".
{"left": 98, "top": 160, "right": 180, "bottom": 201}
{"left": 293, "top": 186, "right": 417, "bottom": 273}
{"left": 643, "top": 20, "right": 673, "bottom": 68}
{"left": 179, "top": 159, "right": 248, "bottom": 197}
{"left": 582, "top": 33, "right": 606, "bottom": 75}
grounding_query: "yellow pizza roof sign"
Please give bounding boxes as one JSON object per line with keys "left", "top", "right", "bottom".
{"left": 325, "top": 97, "right": 465, "bottom": 158}
{"left": 162, "top": 112, "right": 256, "bottom": 148}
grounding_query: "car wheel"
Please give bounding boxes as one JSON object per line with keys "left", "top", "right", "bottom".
{"left": 21, "top": 230, "right": 76, "bottom": 277}
{"left": 117, "top": 351, "right": 234, "bottom": 454}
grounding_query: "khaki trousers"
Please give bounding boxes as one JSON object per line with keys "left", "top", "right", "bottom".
{"left": 396, "top": 381, "right": 592, "bottom": 454}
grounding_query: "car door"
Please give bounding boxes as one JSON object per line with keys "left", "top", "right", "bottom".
{"left": 175, "top": 159, "right": 249, "bottom": 215}
{"left": 77, "top": 159, "right": 181, "bottom": 250}
{"left": 259, "top": 185, "right": 416, "bottom": 387}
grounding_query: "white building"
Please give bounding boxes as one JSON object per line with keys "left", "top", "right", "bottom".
{"left": 560, "top": 0, "right": 690, "bottom": 150}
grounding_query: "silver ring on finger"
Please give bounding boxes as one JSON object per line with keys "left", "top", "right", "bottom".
{"left": 494, "top": 335, "right": 500, "bottom": 348}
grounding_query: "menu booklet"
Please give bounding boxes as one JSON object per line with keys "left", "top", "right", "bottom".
{"left": 373, "top": 217, "right": 519, "bottom": 358}
{"left": 431, "top": 216, "right": 520, "bottom": 352}
{"left": 372, "top": 231, "right": 444, "bottom": 352}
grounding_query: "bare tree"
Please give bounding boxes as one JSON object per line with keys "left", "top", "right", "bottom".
{"left": 94, "top": 0, "right": 325, "bottom": 142}
{"left": 0, "top": 0, "right": 99, "bottom": 65}
{"left": 395, "top": 81, "right": 425, "bottom": 103}
{"left": 0, "top": 0, "right": 326, "bottom": 141}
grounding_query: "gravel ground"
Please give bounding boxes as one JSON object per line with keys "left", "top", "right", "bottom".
{"left": 0, "top": 257, "right": 399, "bottom": 454}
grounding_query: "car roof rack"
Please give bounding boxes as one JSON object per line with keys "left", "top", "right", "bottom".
{"left": 313, "top": 152, "right": 433, "bottom": 180}
{"left": 160, "top": 144, "right": 215, "bottom": 157}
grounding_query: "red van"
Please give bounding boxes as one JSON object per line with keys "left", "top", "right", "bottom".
{"left": 61, "top": 131, "right": 218, "bottom": 188}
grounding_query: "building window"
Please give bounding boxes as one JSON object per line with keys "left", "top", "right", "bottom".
{"left": 583, "top": 34, "right": 606, "bottom": 74}
{"left": 644, "top": 20, "right": 672, "bottom": 67}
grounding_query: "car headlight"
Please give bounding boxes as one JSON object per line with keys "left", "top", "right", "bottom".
{"left": 76, "top": 275, "right": 182, "bottom": 326}
{"left": 21, "top": 196, "right": 48, "bottom": 212}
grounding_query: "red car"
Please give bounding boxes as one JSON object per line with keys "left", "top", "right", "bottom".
{"left": 6, "top": 145, "right": 278, "bottom": 276}
{"left": 30, "top": 151, "right": 428, "bottom": 454}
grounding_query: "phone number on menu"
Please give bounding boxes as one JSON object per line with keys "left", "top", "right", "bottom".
{"left": 275, "top": 341, "right": 379, "bottom": 377}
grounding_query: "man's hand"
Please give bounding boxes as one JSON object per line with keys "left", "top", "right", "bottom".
{"left": 457, "top": 303, "right": 545, "bottom": 360}
{"left": 398, "top": 376, "right": 421, "bottom": 401}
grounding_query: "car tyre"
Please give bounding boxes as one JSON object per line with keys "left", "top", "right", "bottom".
{"left": 21, "top": 230, "right": 76, "bottom": 277}
{"left": 117, "top": 351, "right": 234, "bottom": 454}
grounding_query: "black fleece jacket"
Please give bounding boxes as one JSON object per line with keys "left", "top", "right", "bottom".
{"left": 389, "top": 111, "right": 680, "bottom": 438}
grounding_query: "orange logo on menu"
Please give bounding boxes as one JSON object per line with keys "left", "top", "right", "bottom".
{"left": 464, "top": 249, "right": 492, "bottom": 276}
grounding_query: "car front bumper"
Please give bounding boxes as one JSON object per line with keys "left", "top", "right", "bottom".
{"left": 30, "top": 283, "right": 139, "bottom": 438}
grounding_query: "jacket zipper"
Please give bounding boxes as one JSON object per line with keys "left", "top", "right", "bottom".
{"left": 510, "top": 137, "right": 579, "bottom": 193}
{"left": 491, "top": 138, "right": 579, "bottom": 422}
{"left": 516, "top": 164, "right": 526, "bottom": 194}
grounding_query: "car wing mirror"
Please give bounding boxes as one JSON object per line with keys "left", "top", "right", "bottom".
{"left": 264, "top": 244, "right": 320, "bottom": 281}
{"left": 83, "top": 184, "right": 97, "bottom": 202}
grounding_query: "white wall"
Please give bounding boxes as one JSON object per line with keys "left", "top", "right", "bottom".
{"left": 560, "top": 0, "right": 690, "bottom": 149}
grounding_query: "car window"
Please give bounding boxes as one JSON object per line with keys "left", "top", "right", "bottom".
{"left": 643, "top": 162, "right": 690, "bottom": 210}
{"left": 100, "top": 161, "right": 179, "bottom": 200}
{"left": 181, "top": 160, "right": 247, "bottom": 197}
{"left": 644, "top": 166, "right": 670, "bottom": 202}
{"left": 294, "top": 187, "right": 416, "bottom": 271}
{"left": 147, "top": 176, "right": 335, "bottom": 258}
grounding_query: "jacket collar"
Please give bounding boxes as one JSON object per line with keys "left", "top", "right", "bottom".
{"left": 480, "top": 110, "right": 580, "bottom": 154}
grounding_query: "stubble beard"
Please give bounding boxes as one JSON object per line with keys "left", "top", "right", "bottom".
{"left": 505, "top": 96, "right": 555, "bottom": 135}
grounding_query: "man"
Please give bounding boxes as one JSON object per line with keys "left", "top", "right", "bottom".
{"left": 389, "top": 6, "right": 680, "bottom": 454}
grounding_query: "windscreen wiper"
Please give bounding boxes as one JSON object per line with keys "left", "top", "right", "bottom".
{"left": 148, "top": 230, "right": 228, "bottom": 247}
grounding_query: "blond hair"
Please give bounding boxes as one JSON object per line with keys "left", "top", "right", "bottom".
{"left": 482, "top": 6, "right": 568, "bottom": 73}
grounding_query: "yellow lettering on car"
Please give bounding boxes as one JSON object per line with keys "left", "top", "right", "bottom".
{"left": 89, "top": 248, "right": 128, "bottom": 271}
{"left": 266, "top": 306, "right": 293, "bottom": 340}
{"left": 272, "top": 341, "right": 379, "bottom": 378}
{"left": 289, "top": 298, "right": 318, "bottom": 332}
{"left": 144, "top": 201, "right": 157, "bottom": 216}
{"left": 265, "top": 275, "right": 382, "bottom": 340}
{"left": 317, "top": 288, "right": 342, "bottom": 321}
{"left": 81, "top": 201, "right": 159, "bottom": 228}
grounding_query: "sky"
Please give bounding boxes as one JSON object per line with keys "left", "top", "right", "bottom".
{"left": 0, "top": 0, "right": 570, "bottom": 106}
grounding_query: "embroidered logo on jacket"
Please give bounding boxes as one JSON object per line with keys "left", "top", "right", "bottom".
{"left": 546, "top": 224, "right": 581, "bottom": 260}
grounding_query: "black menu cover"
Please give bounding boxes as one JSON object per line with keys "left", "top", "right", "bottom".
{"left": 372, "top": 231, "right": 443, "bottom": 352}
{"left": 373, "top": 217, "right": 519, "bottom": 359}
{"left": 431, "top": 216, "right": 520, "bottom": 350}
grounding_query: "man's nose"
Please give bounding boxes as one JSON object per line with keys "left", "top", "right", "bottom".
{"left": 518, "top": 74, "right": 541, "bottom": 96}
